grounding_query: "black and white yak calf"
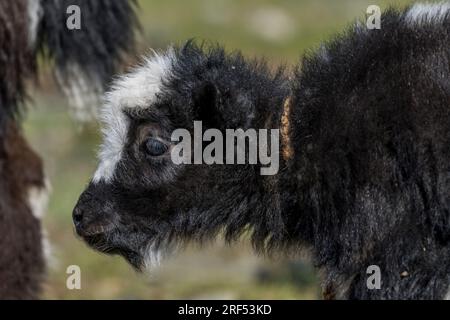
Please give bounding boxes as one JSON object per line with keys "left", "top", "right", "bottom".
{"left": 73, "top": 3, "right": 450, "bottom": 299}
{"left": 0, "top": 0, "right": 137, "bottom": 299}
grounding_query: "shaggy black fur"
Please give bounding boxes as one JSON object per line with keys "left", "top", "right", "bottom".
{"left": 38, "top": 0, "right": 139, "bottom": 96}
{"left": 0, "top": 1, "right": 34, "bottom": 129}
{"left": 290, "top": 8, "right": 450, "bottom": 299}
{"left": 0, "top": 0, "right": 138, "bottom": 299}
{"left": 74, "top": 6, "right": 450, "bottom": 299}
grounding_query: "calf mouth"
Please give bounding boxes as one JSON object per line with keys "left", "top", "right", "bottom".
{"left": 81, "top": 231, "right": 145, "bottom": 270}
{"left": 75, "top": 223, "right": 115, "bottom": 237}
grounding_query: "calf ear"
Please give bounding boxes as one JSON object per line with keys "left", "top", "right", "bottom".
{"left": 193, "top": 82, "right": 224, "bottom": 129}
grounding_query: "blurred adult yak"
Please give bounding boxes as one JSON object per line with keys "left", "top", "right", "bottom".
{"left": 0, "top": 0, "right": 138, "bottom": 299}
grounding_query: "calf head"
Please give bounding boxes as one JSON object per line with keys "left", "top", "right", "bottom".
{"left": 73, "top": 43, "right": 288, "bottom": 270}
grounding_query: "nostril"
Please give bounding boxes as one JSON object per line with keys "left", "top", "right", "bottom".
{"left": 73, "top": 208, "right": 84, "bottom": 226}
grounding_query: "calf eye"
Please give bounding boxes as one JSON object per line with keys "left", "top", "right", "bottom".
{"left": 144, "top": 138, "right": 168, "bottom": 156}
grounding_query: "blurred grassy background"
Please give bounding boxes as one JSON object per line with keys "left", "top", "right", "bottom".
{"left": 24, "top": 0, "right": 416, "bottom": 299}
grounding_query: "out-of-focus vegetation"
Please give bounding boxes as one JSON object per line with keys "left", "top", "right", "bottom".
{"left": 24, "top": 0, "right": 415, "bottom": 299}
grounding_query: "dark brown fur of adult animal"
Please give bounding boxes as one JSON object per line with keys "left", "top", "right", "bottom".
{"left": 0, "top": 0, "right": 43, "bottom": 299}
{"left": 0, "top": 122, "right": 45, "bottom": 299}
{"left": 0, "top": 0, "right": 35, "bottom": 125}
{"left": 0, "top": 0, "right": 138, "bottom": 299}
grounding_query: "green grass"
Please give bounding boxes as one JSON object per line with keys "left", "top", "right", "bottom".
{"left": 136, "top": 0, "right": 414, "bottom": 63}
{"left": 24, "top": 0, "right": 420, "bottom": 299}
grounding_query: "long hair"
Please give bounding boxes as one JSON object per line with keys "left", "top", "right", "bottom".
{"left": 37, "top": 0, "right": 139, "bottom": 120}
{"left": 0, "top": 0, "right": 138, "bottom": 299}
{"left": 0, "top": 0, "right": 35, "bottom": 129}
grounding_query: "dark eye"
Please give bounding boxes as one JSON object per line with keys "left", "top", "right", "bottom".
{"left": 144, "top": 138, "right": 168, "bottom": 156}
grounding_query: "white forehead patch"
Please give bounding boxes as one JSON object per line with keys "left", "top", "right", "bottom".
{"left": 93, "top": 49, "right": 176, "bottom": 183}
{"left": 405, "top": 2, "right": 450, "bottom": 25}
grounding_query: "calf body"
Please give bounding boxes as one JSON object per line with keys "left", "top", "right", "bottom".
{"left": 74, "top": 4, "right": 450, "bottom": 299}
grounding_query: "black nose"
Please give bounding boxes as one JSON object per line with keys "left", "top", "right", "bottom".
{"left": 73, "top": 190, "right": 92, "bottom": 231}
{"left": 73, "top": 189, "right": 95, "bottom": 235}
{"left": 73, "top": 185, "right": 116, "bottom": 237}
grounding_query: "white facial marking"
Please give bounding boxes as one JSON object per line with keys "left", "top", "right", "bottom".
{"left": 27, "top": 0, "right": 43, "bottom": 48}
{"left": 445, "top": 286, "right": 450, "bottom": 300}
{"left": 93, "top": 49, "right": 175, "bottom": 183}
{"left": 405, "top": 2, "right": 450, "bottom": 25}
